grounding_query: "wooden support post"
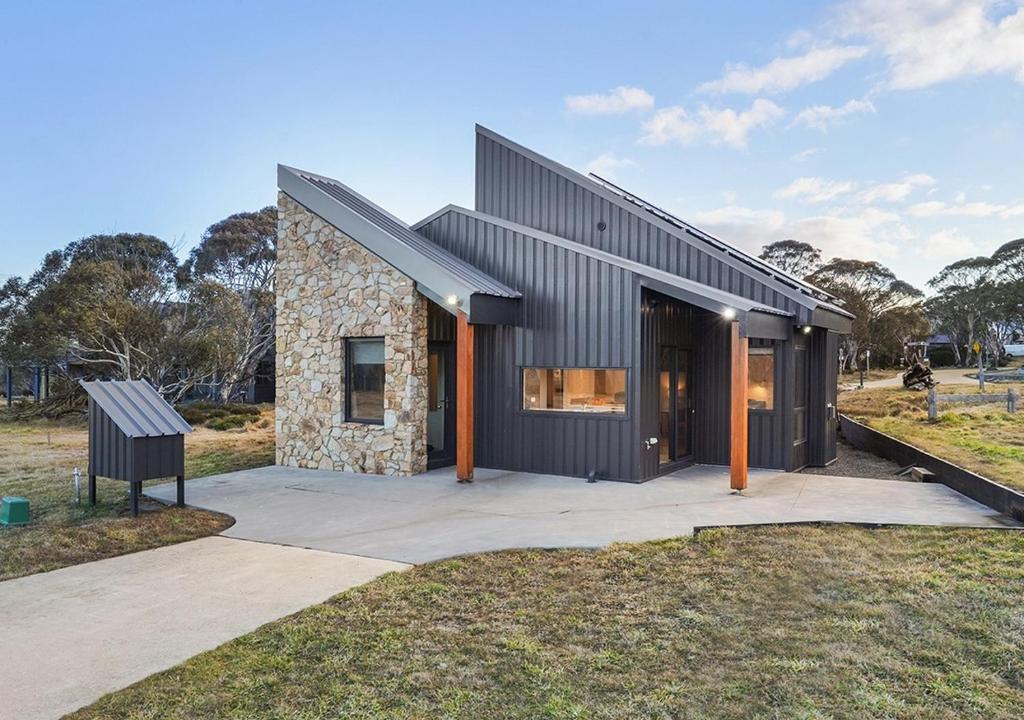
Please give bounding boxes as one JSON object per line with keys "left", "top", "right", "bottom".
{"left": 456, "top": 312, "right": 475, "bottom": 483}
{"left": 729, "top": 321, "right": 748, "bottom": 491}
{"left": 928, "top": 386, "right": 938, "bottom": 420}
{"left": 88, "top": 474, "right": 97, "bottom": 505}
{"left": 176, "top": 475, "right": 185, "bottom": 507}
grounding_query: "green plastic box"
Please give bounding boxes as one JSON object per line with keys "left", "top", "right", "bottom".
{"left": 0, "top": 496, "right": 30, "bottom": 526}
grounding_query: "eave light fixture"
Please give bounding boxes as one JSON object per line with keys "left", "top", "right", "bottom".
{"left": 802, "top": 325, "right": 812, "bottom": 334}
{"left": 722, "top": 308, "right": 737, "bottom": 320}
{"left": 446, "top": 294, "right": 460, "bottom": 306}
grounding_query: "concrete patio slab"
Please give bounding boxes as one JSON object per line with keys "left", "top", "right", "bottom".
{"left": 0, "top": 537, "right": 407, "bottom": 720}
{"left": 148, "top": 464, "right": 1019, "bottom": 564}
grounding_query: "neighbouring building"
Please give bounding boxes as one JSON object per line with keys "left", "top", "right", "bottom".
{"left": 275, "top": 126, "right": 853, "bottom": 486}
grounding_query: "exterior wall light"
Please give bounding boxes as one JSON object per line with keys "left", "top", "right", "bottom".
{"left": 722, "top": 308, "right": 737, "bottom": 320}
{"left": 446, "top": 294, "right": 459, "bottom": 306}
{"left": 802, "top": 325, "right": 812, "bottom": 334}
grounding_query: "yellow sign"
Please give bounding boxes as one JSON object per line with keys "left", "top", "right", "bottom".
{"left": 972, "top": 342, "right": 981, "bottom": 354}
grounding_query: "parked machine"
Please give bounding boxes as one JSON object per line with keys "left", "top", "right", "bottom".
{"left": 903, "top": 358, "right": 937, "bottom": 390}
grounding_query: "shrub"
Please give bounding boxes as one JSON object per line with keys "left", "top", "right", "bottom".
{"left": 205, "top": 414, "right": 251, "bottom": 431}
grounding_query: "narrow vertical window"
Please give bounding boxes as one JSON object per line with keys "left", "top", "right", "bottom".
{"left": 345, "top": 338, "right": 385, "bottom": 423}
{"left": 748, "top": 347, "right": 775, "bottom": 410}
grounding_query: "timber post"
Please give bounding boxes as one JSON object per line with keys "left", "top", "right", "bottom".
{"left": 729, "top": 321, "right": 748, "bottom": 491}
{"left": 456, "top": 312, "right": 475, "bottom": 483}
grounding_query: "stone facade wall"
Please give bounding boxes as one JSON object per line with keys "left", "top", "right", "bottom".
{"left": 275, "top": 191, "right": 429, "bottom": 475}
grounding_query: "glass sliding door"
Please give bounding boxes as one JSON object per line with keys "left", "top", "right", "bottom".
{"left": 659, "top": 346, "right": 692, "bottom": 465}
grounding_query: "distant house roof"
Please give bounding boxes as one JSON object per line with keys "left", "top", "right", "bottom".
{"left": 415, "top": 205, "right": 794, "bottom": 338}
{"left": 277, "top": 165, "right": 521, "bottom": 323}
{"left": 474, "top": 124, "right": 853, "bottom": 326}
{"left": 80, "top": 380, "right": 192, "bottom": 438}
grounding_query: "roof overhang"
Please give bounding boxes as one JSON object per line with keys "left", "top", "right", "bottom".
{"left": 278, "top": 165, "right": 520, "bottom": 325}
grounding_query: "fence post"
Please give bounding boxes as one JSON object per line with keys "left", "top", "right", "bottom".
{"left": 928, "top": 386, "right": 938, "bottom": 420}
{"left": 1009, "top": 389, "right": 1018, "bottom": 414}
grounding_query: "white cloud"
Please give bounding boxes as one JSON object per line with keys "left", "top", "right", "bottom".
{"left": 692, "top": 203, "right": 906, "bottom": 261}
{"left": 640, "top": 99, "right": 784, "bottom": 149}
{"left": 639, "top": 106, "right": 702, "bottom": 145}
{"left": 791, "top": 147, "right": 821, "bottom": 162}
{"left": 840, "top": 0, "right": 1024, "bottom": 90}
{"left": 692, "top": 205, "right": 787, "bottom": 226}
{"left": 792, "top": 98, "right": 875, "bottom": 131}
{"left": 698, "top": 99, "right": 786, "bottom": 148}
{"left": 857, "top": 173, "right": 935, "bottom": 203}
{"left": 775, "top": 176, "right": 858, "bottom": 203}
{"left": 583, "top": 152, "right": 635, "bottom": 179}
{"left": 920, "top": 228, "right": 979, "bottom": 259}
{"left": 565, "top": 86, "right": 655, "bottom": 115}
{"left": 698, "top": 45, "right": 870, "bottom": 94}
{"left": 907, "top": 199, "right": 1024, "bottom": 217}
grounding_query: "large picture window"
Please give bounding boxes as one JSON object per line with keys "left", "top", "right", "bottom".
{"left": 522, "top": 368, "right": 627, "bottom": 414}
{"left": 345, "top": 338, "right": 385, "bottom": 423}
{"left": 748, "top": 347, "right": 775, "bottom": 410}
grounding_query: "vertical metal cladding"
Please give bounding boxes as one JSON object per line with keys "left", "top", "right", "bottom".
{"left": 419, "top": 210, "right": 638, "bottom": 481}
{"left": 87, "top": 399, "right": 185, "bottom": 483}
{"left": 807, "top": 329, "right": 840, "bottom": 466}
{"left": 746, "top": 336, "right": 789, "bottom": 470}
{"left": 475, "top": 132, "right": 803, "bottom": 322}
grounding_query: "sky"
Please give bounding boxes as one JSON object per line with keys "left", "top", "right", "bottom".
{"left": 2, "top": 0, "right": 1023, "bottom": 291}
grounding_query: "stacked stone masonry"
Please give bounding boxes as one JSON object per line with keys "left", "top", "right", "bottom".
{"left": 275, "top": 191, "right": 429, "bottom": 475}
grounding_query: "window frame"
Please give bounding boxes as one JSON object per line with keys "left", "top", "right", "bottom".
{"left": 519, "top": 366, "right": 631, "bottom": 419}
{"left": 747, "top": 346, "right": 776, "bottom": 413}
{"left": 344, "top": 336, "right": 386, "bottom": 425}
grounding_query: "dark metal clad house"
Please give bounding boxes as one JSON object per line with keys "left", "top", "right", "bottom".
{"left": 274, "top": 125, "right": 853, "bottom": 487}
{"left": 81, "top": 380, "right": 192, "bottom": 515}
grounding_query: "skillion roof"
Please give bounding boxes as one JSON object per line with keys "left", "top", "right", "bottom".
{"left": 415, "top": 205, "right": 794, "bottom": 339}
{"left": 278, "top": 165, "right": 520, "bottom": 324}
{"left": 80, "top": 380, "right": 192, "bottom": 438}
{"left": 474, "top": 124, "right": 853, "bottom": 328}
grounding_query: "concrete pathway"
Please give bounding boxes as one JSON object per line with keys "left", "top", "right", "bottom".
{"left": 149, "top": 464, "right": 1019, "bottom": 564}
{"left": 0, "top": 537, "right": 407, "bottom": 720}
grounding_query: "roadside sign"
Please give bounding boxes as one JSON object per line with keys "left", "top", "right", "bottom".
{"left": 972, "top": 341, "right": 981, "bottom": 354}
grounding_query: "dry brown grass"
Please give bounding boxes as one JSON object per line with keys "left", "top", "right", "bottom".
{"left": 0, "top": 407, "right": 274, "bottom": 580}
{"left": 70, "top": 525, "right": 1024, "bottom": 720}
{"left": 839, "top": 383, "right": 1024, "bottom": 491}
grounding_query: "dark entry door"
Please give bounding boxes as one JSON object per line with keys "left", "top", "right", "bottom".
{"left": 658, "top": 346, "right": 692, "bottom": 465}
{"left": 427, "top": 342, "right": 456, "bottom": 469}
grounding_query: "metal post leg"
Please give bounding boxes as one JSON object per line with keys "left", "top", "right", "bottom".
{"left": 130, "top": 481, "right": 140, "bottom": 517}
{"left": 176, "top": 475, "right": 185, "bottom": 507}
{"left": 89, "top": 474, "right": 97, "bottom": 505}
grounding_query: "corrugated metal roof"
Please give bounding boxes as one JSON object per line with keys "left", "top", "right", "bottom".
{"left": 417, "top": 206, "right": 792, "bottom": 319}
{"left": 473, "top": 125, "right": 853, "bottom": 321}
{"left": 279, "top": 165, "right": 521, "bottom": 300}
{"left": 79, "top": 380, "right": 193, "bottom": 438}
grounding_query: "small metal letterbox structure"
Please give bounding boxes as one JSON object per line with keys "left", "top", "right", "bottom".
{"left": 80, "top": 380, "right": 193, "bottom": 516}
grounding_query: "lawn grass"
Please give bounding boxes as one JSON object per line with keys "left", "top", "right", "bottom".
{"left": 0, "top": 407, "right": 274, "bottom": 581}
{"left": 839, "top": 383, "right": 1024, "bottom": 492}
{"left": 70, "top": 524, "right": 1024, "bottom": 720}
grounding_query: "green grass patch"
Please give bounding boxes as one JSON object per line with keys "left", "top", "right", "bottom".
{"left": 0, "top": 408, "right": 274, "bottom": 580}
{"left": 840, "top": 384, "right": 1024, "bottom": 492}
{"left": 70, "top": 525, "right": 1024, "bottom": 719}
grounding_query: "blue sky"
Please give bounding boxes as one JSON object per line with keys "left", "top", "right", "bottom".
{"left": 2, "top": 0, "right": 1022, "bottom": 290}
